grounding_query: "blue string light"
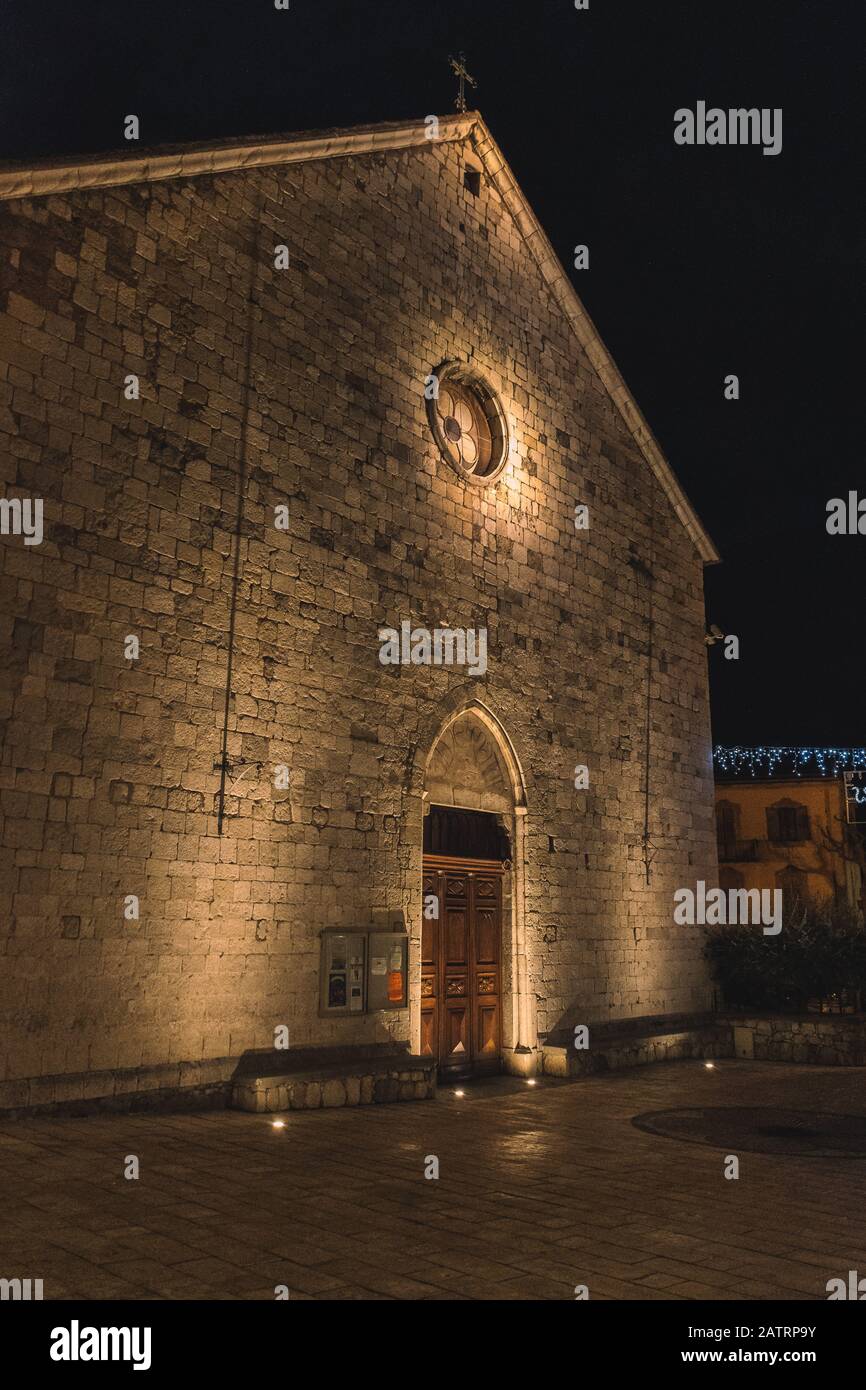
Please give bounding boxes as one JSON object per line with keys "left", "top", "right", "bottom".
{"left": 714, "top": 747, "right": 866, "bottom": 778}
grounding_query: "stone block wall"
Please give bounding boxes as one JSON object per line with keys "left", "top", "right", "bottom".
{"left": 0, "top": 122, "right": 717, "bottom": 1103}
{"left": 731, "top": 1014, "right": 866, "bottom": 1066}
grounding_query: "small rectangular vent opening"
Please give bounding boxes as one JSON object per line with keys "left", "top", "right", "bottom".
{"left": 463, "top": 166, "right": 482, "bottom": 197}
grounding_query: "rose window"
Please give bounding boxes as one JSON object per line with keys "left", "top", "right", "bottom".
{"left": 437, "top": 384, "right": 492, "bottom": 475}
{"left": 427, "top": 368, "right": 508, "bottom": 484}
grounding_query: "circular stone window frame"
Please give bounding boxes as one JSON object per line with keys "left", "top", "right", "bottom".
{"left": 426, "top": 362, "right": 510, "bottom": 487}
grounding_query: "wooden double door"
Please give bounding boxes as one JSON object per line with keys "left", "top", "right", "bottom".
{"left": 421, "top": 856, "right": 504, "bottom": 1078}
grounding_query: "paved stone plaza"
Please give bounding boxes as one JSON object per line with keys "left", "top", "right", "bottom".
{"left": 1, "top": 1060, "right": 864, "bottom": 1301}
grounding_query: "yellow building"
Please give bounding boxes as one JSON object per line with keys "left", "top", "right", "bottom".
{"left": 714, "top": 748, "right": 864, "bottom": 913}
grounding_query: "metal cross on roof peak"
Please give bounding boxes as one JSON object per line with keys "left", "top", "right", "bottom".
{"left": 449, "top": 53, "right": 477, "bottom": 113}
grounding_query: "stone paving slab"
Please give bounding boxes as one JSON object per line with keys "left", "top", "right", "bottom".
{"left": 1, "top": 1059, "right": 865, "bottom": 1300}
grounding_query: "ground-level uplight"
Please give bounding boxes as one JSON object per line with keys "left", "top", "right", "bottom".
{"left": 272, "top": 1119, "right": 286, "bottom": 1129}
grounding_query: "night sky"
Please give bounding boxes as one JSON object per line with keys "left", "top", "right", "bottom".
{"left": 1, "top": 0, "right": 860, "bottom": 745}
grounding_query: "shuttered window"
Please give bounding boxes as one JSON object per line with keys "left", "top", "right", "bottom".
{"left": 716, "top": 801, "right": 739, "bottom": 840}
{"left": 766, "top": 803, "right": 810, "bottom": 842}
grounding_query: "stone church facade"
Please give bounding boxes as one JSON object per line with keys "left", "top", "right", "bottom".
{"left": 0, "top": 113, "right": 719, "bottom": 1112}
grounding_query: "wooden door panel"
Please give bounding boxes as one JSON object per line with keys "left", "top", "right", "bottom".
{"left": 423, "top": 856, "right": 503, "bottom": 1077}
{"left": 476, "top": 1001, "right": 499, "bottom": 1056}
{"left": 474, "top": 878, "right": 497, "bottom": 901}
{"left": 422, "top": 873, "right": 437, "bottom": 964}
{"left": 421, "top": 868, "right": 440, "bottom": 1060}
{"left": 421, "top": 916, "right": 435, "bottom": 964}
{"left": 472, "top": 875, "right": 500, "bottom": 1071}
{"left": 474, "top": 908, "right": 498, "bottom": 964}
{"left": 443, "top": 1002, "right": 470, "bottom": 1060}
{"left": 420, "top": 1004, "right": 436, "bottom": 1057}
{"left": 445, "top": 909, "right": 468, "bottom": 964}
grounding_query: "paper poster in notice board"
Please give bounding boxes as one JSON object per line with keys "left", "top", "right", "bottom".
{"left": 367, "top": 931, "right": 408, "bottom": 1010}
{"left": 319, "top": 931, "right": 367, "bottom": 1015}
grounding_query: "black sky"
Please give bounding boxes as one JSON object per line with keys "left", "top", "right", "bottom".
{"left": 1, "top": 0, "right": 861, "bottom": 745}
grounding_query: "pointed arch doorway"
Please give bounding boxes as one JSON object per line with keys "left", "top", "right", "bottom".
{"left": 420, "top": 704, "right": 532, "bottom": 1080}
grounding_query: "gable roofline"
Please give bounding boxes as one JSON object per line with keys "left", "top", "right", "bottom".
{"left": 0, "top": 112, "right": 719, "bottom": 563}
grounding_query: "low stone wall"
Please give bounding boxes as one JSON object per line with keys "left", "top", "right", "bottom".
{"left": 543, "top": 1010, "right": 866, "bottom": 1077}
{"left": 0, "top": 1057, "right": 236, "bottom": 1120}
{"left": 5, "top": 1016, "right": 863, "bottom": 1120}
{"left": 0, "top": 1046, "right": 436, "bottom": 1119}
{"left": 232, "top": 1059, "right": 435, "bottom": 1113}
{"left": 543, "top": 1021, "right": 732, "bottom": 1077}
{"left": 727, "top": 1013, "right": 866, "bottom": 1066}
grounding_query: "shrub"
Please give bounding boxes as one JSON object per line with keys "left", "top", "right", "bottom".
{"left": 705, "top": 894, "right": 866, "bottom": 1012}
